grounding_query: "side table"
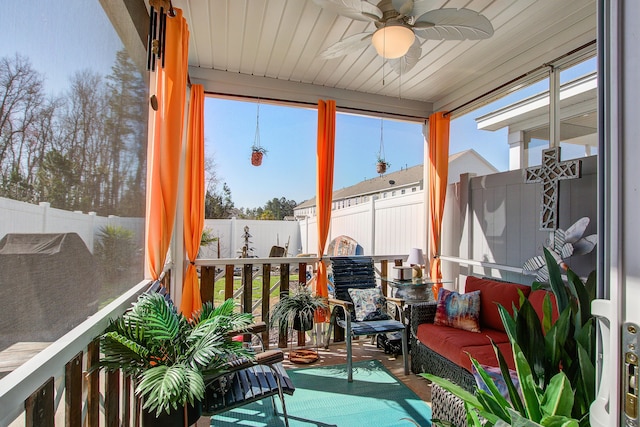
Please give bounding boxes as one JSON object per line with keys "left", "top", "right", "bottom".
{"left": 383, "top": 278, "right": 452, "bottom": 365}
{"left": 384, "top": 278, "right": 452, "bottom": 304}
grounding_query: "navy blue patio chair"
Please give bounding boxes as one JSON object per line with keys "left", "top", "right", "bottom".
{"left": 324, "top": 256, "right": 409, "bottom": 382}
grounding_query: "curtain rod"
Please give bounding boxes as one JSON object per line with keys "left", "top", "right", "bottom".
{"left": 443, "top": 40, "right": 597, "bottom": 118}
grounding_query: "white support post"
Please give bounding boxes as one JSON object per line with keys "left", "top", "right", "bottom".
{"left": 508, "top": 131, "right": 525, "bottom": 170}
{"left": 171, "top": 85, "right": 190, "bottom": 306}
{"left": 39, "top": 202, "right": 50, "bottom": 233}
{"left": 369, "top": 197, "right": 375, "bottom": 255}
{"left": 422, "top": 121, "right": 430, "bottom": 264}
{"left": 549, "top": 66, "right": 560, "bottom": 148}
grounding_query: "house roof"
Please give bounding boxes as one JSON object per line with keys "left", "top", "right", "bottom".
{"left": 296, "top": 149, "right": 495, "bottom": 208}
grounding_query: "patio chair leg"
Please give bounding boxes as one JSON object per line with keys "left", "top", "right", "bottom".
{"left": 275, "top": 373, "right": 290, "bottom": 427}
{"left": 324, "top": 309, "right": 337, "bottom": 349}
{"left": 401, "top": 328, "right": 409, "bottom": 375}
{"left": 346, "top": 334, "right": 353, "bottom": 382}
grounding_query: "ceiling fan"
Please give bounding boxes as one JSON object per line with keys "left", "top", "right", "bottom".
{"left": 313, "top": 0, "right": 494, "bottom": 74}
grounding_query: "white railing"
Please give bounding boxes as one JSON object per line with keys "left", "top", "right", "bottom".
{"left": 0, "top": 280, "right": 151, "bottom": 427}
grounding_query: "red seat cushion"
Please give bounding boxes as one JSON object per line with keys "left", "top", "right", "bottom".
{"left": 464, "top": 277, "right": 531, "bottom": 332}
{"left": 416, "top": 323, "right": 509, "bottom": 369}
{"left": 461, "top": 342, "right": 515, "bottom": 372}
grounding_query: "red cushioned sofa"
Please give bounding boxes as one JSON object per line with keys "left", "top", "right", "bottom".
{"left": 410, "top": 276, "right": 557, "bottom": 392}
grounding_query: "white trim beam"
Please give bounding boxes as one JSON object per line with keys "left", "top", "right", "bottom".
{"left": 189, "top": 68, "right": 434, "bottom": 122}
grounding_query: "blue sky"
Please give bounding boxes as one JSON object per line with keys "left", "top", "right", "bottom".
{"left": 205, "top": 100, "right": 511, "bottom": 209}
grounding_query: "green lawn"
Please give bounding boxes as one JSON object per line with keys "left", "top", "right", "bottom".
{"left": 210, "top": 272, "right": 301, "bottom": 316}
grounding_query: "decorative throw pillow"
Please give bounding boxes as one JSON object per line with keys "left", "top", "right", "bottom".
{"left": 472, "top": 364, "right": 520, "bottom": 402}
{"left": 348, "top": 287, "right": 391, "bottom": 321}
{"left": 434, "top": 289, "right": 481, "bottom": 332}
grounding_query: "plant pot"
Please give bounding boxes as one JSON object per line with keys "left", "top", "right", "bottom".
{"left": 141, "top": 400, "right": 202, "bottom": 427}
{"left": 376, "top": 162, "right": 387, "bottom": 174}
{"left": 251, "top": 151, "right": 263, "bottom": 166}
{"left": 293, "top": 311, "right": 314, "bottom": 332}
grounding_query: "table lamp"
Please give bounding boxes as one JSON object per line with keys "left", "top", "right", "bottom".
{"left": 406, "top": 248, "right": 424, "bottom": 279}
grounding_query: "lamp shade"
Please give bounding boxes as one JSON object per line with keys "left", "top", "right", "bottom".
{"left": 371, "top": 24, "right": 415, "bottom": 59}
{"left": 406, "top": 248, "right": 424, "bottom": 266}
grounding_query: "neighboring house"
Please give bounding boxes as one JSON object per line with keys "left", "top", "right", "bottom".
{"left": 294, "top": 149, "right": 498, "bottom": 218}
{"left": 476, "top": 72, "right": 597, "bottom": 171}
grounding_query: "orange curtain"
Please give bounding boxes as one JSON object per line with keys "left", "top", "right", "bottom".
{"left": 314, "top": 100, "right": 336, "bottom": 322}
{"left": 145, "top": 9, "right": 190, "bottom": 280}
{"left": 428, "top": 112, "right": 450, "bottom": 294}
{"left": 180, "top": 84, "right": 204, "bottom": 318}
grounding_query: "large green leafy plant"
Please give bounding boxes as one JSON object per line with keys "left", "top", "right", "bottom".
{"left": 425, "top": 248, "right": 596, "bottom": 426}
{"left": 98, "top": 293, "right": 253, "bottom": 416}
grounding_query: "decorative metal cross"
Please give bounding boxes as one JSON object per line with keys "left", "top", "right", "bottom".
{"left": 525, "top": 147, "right": 582, "bottom": 231}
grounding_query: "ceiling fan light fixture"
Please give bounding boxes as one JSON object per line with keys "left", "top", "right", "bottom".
{"left": 371, "top": 24, "right": 414, "bottom": 59}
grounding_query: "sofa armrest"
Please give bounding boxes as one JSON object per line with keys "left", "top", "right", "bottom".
{"left": 410, "top": 301, "right": 437, "bottom": 335}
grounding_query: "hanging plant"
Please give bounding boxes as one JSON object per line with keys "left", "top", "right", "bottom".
{"left": 250, "top": 102, "right": 267, "bottom": 166}
{"left": 251, "top": 146, "right": 267, "bottom": 166}
{"left": 376, "top": 118, "right": 390, "bottom": 174}
{"left": 376, "top": 155, "right": 390, "bottom": 174}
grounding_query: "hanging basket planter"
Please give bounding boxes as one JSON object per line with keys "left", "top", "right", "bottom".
{"left": 251, "top": 149, "right": 265, "bottom": 166}
{"left": 376, "top": 159, "right": 390, "bottom": 174}
{"left": 250, "top": 103, "right": 267, "bottom": 166}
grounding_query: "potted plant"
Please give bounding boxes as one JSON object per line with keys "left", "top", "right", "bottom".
{"left": 250, "top": 145, "right": 267, "bottom": 166}
{"left": 270, "top": 284, "right": 327, "bottom": 334}
{"left": 424, "top": 248, "right": 596, "bottom": 427}
{"left": 98, "top": 293, "right": 254, "bottom": 426}
{"left": 376, "top": 156, "right": 390, "bottom": 174}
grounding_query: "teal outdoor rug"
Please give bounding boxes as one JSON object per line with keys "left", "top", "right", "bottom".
{"left": 210, "top": 359, "right": 432, "bottom": 426}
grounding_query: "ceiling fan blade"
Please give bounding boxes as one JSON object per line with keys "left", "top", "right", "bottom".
{"left": 391, "top": 0, "right": 414, "bottom": 17}
{"left": 388, "top": 39, "right": 421, "bottom": 74}
{"left": 319, "top": 32, "right": 373, "bottom": 59}
{"left": 312, "top": 0, "right": 383, "bottom": 22}
{"left": 413, "top": 8, "right": 494, "bottom": 40}
{"left": 401, "top": 0, "right": 440, "bottom": 19}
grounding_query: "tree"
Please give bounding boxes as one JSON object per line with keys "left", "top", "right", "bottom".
{"left": 263, "top": 197, "right": 297, "bottom": 220}
{"left": 104, "top": 49, "right": 147, "bottom": 215}
{"left": 0, "top": 54, "right": 46, "bottom": 200}
{"left": 205, "top": 182, "right": 235, "bottom": 218}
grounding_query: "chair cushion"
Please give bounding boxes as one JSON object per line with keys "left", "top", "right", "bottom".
{"left": 347, "top": 319, "right": 406, "bottom": 336}
{"left": 464, "top": 277, "right": 531, "bottom": 332}
{"left": 434, "top": 289, "right": 481, "bottom": 333}
{"left": 416, "top": 323, "right": 509, "bottom": 369}
{"left": 461, "top": 341, "right": 515, "bottom": 372}
{"left": 348, "top": 287, "right": 391, "bottom": 321}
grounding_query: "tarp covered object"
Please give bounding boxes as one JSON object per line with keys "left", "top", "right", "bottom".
{"left": 0, "top": 233, "right": 99, "bottom": 348}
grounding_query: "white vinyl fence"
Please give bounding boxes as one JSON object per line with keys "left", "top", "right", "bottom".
{"left": 298, "top": 191, "right": 427, "bottom": 256}
{"left": 0, "top": 199, "right": 144, "bottom": 253}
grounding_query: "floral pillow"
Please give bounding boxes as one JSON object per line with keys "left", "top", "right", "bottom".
{"left": 434, "top": 289, "right": 481, "bottom": 333}
{"left": 348, "top": 288, "right": 391, "bottom": 321}
{"left": 472, "top": 364, "right": 520, "bottom": 402}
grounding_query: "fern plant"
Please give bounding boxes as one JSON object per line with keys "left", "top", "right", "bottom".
{"left": 98, "top": 293, "right": 253, "bottom": 416}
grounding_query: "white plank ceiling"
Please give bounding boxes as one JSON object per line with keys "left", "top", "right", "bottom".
{"left": 173, "top": 0, "right": 596, "bottom": 121}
